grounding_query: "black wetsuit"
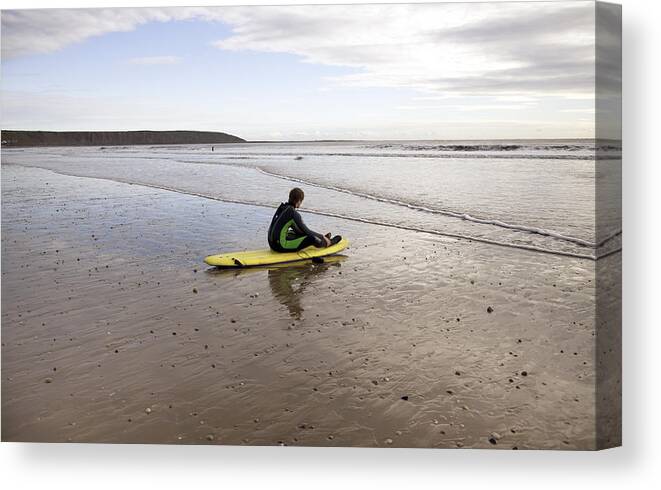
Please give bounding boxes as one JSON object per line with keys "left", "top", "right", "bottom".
{"left": 268, "top": 203, "right": 325, "bottom": 252}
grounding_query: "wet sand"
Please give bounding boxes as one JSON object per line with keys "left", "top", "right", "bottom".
{"left": 2, "top": 164, "right": 611, "bottom": 449}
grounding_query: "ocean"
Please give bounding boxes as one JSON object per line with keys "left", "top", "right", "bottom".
{"left": 2, "top": 139, "right": 622, "bottom": 260}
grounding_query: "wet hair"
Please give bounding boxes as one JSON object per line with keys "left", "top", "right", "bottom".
{"left": 288, "top": 187, "right": 304, "bottom": 205}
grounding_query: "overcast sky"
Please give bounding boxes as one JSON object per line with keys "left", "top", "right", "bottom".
{"left": 1, "top": 2, "right": 600, "bottom": 140}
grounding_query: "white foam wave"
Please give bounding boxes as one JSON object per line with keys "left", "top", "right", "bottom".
{"left": 256, "top": 168, "right": 621, "bottom": 249}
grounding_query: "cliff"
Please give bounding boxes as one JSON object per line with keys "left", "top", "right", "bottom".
{"left": 1, "top": 130, "right": 246, "bottom": 147}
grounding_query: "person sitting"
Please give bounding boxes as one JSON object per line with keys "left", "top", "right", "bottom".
{"left": 268, "top": 187, "right": 341, "bottom": 252}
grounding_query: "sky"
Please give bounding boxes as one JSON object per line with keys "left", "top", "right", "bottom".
{"left": 0, "top": 2, "right": 609, "bottom": 140}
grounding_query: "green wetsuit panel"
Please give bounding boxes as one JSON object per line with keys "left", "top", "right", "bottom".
{"left": 279, "top": 219, "right": 306, "bottom": 250}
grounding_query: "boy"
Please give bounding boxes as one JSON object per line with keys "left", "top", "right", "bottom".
{"left": 268, "top": 188, "right": 341, "bottom": 252}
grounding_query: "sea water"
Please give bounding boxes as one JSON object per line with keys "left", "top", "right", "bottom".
{"left": 2, "top": 139, "right": 621, "bottom": 260}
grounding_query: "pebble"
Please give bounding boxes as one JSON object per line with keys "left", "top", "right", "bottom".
{"left": 487, "top": 306, "right": 494, "bottom": 313}
{"left": 206, "top": 434, "right": 215, "bottom": 441}
{"left": 192, "top": 288, "right": 198, "bottom": 294}
{"left": 401, "top": 395, "right": 409, "bottom": 401}
{"left": 521, "top": 371, "right": 528, "bottom": 376}
{"left": 385, "top": 438, "right": 393, "bottom": 445}
{"left": 488, "top": 432, "right": 502, "bottom": 445}
{"left": 145, "top": 407, "right": 152, "bottom": 414}
{"left": 44, "top": 377, "right": 53, "bottom": 383}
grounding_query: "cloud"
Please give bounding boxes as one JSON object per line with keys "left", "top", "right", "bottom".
{"left": 396, "top": 103, "right": 534, "bottom": 112}
{"left": 128, "top": 55, "right": 181, "bottom": 65}
{"left": 0, "top": 7, "right": 226, "bottom": 59}
{"left": 212, "top": 2, "right": 599, "bottom": 99}
{"left": 560, "top": 108, "right": 596, "bottom": 114}
{"left": 1, "top": 3, "right": 604, "bottom": 101}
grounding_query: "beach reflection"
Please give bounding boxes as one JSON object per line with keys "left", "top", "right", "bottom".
{"left": 268, "top": 256, "right": 344, "bottom": 319}
{"left": 206, "top": 255, "right": 346, "bottom": 320}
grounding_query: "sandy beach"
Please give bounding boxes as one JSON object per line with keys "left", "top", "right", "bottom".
{"left": 1, "top": 161, "right": 619, "bottom": 449}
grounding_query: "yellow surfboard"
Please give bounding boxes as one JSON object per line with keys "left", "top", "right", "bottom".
{"left": 204, "top": 238, "right": 349, "bottom": 267}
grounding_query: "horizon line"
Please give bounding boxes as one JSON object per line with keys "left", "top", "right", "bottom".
{"left": 1, "top": 129, "right": 611, "bottom": 144}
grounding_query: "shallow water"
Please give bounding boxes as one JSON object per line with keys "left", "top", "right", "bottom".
{"left": 2, "top": 139, "right": 622, "bottom": 259}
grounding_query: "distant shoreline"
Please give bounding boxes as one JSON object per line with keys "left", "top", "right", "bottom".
{"left": 1, "top": 130, "right": 619, "bottom": 148}
{"left": 0, "top": 130, "right": 245, "bottom": 148}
